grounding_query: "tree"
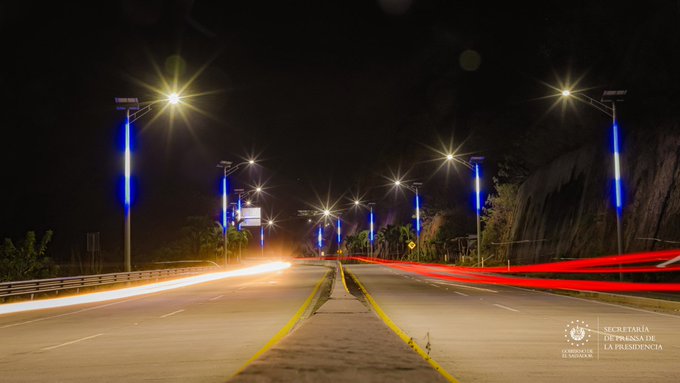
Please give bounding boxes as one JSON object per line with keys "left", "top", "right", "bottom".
{"left": 399, "top": 223, "right": 415, "bottom": 257}
{"left": 375, "top": 229, "right": 386, "bottom": 258}
{"left": 481, "top": 178, "right": 520, "bottom": 262}
{"left": 227, "top": 226, "right": 251, "bottom": 261}
{"left": 181, "top": 216, "right": 223, "bottom": 259}
{"left": 0, "top": 230, "right": 58, "bottom": 282}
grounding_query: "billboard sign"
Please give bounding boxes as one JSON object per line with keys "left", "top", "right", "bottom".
{"left": 241, "top": 207, "right": 261, "bottom": 227}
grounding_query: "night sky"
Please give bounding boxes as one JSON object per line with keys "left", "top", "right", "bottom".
{"left": 1, "top": 1, "right": 677, "bottom": 261}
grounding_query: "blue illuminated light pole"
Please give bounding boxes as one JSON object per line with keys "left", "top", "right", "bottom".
{"left": 368, "top": 202, "right": 376, "bottom": 258}
{"left": 337, "top": 216, "right": 342, "bottom": 252}
{"left": 317, "top": 224, "right": 323, "bottom": 257}
{"left": 114, "top": 95, "right": 179, "bottom": 272}
{"left": 217, "top": 160, "right": 255, "bottom": 266}
{"left": 217, "top": 161, "right": 232, "bottom": 267}
{"left": 470, "top": 157, "right": 484, "bottom": 267}
{"left": 394, "top": 181, "right": 422, "bottom": 261}
{"left": 233, "top": 185, "right": 262, "bottom": 263}
{"left": 260, "top": 225, "right": 264, "bottom": 257}
{"left": 445, "top": 155, "right": 484, "bottom": 266}
{"left": 560, "top": 89, "right": 627, "bottom": 256}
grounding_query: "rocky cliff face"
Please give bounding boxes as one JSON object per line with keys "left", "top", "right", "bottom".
{"left": 508, "top": 123, "right": 680, "bottom": 264}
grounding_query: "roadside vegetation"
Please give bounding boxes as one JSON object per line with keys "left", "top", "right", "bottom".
{"left": 0, "top": 230, "right": 58, "bottom": 282}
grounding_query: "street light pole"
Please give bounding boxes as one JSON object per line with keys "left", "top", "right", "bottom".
{"left": 560, "top": 89, "right": 627, "bottom": 256}
{"left": 216, "top": 160, "right": 255, "bottom": 266}
{"left": 415, "top": 184, "right": 421, "bottom": 262}
{"left": 317, "top": 224, "right": 323, "bottom": 258}
{"left": 260, "top": 224, "right": 264, "bottom": 257}
{"left": 394, "top": 181, "right": 422, "bottom": 261}
{"left": 337, "top": 216, "right": 342, "bottom": 254}
{"left": 475, "top": 162, "right": 482, "bottom": 267}
{"left": 217, "top": 161, "right": 232, "bottom": 267}
{"left": 445, "top": 155, "right": 484, "bottom": 266}
{"left": 612, "top": 102, "right": 623, "bottom": 257}
{"left": 114, "top": 96, "right": 179, "bottom": 272}
{"left": 124, "top": 107, "right": 132, "bottom": 272}
{"left": 369, "top": 203, "right": 375, "bottom": 258}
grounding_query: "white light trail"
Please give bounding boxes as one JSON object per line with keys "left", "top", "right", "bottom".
{"left": 0, "top": 262, "right": 291, "bottom": 315}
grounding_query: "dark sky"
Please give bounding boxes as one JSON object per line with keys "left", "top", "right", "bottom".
{"left": 1, "top": 1, "right": 677, "bottom": 260}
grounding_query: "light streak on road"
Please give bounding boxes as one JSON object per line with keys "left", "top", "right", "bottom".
{"left": 0, "top": 262, "right": 291, "bottom": 315}
{"left": 292, "top": 251, "right": 680, "bottom": 292}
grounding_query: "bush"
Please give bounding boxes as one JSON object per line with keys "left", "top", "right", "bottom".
{"left": 0, "top": 230, "right": 58, "bottom": 281}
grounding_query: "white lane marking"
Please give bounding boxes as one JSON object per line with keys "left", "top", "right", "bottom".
{"left": 436, "top": 282, "right": 498, "bottom": 293}
{"left": 454, "top": 291, "right": 469, "bottom": 297}
{"left": 657, "top": 255, "right": 680, "bottom": 268}
{"left": 237, "top": 286, "right": 246, "bottom": 290}
{"left": 160, "top": 309, "right": 185, "bottom": 318}
{"left": 0, "top": 297, "right": 145, "bottom": 330}
{"left": 503, "top": 285, "right": 680, "bottom": 319}
{"left": 428, "top": 283, "right": 439, "bottom": 288}
{"left": 493, "top": 304, "right": 519, "bottom": 312}
{"left": 209, "top": 295, "right": 224, "bottom": 301}
{"left": 41, "top": 333, "right": 103, "bottom": 351}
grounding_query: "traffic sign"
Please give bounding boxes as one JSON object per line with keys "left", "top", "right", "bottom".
{"left": 408, "top": 241, "right": 416, "bottom": 250}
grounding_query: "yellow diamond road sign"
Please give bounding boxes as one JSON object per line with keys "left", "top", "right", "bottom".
{"left": 408, "top": 241, "right": 416, "bottom": 250}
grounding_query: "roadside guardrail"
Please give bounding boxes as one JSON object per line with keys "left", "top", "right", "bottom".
{"left": 0, "top": 266, "right": 217, "bottom": 300}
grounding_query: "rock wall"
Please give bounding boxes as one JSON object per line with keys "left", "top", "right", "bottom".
{"left": 509, "top": 123, "right": 680, "bottom": 264}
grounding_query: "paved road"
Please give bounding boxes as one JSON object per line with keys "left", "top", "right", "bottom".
{"left": 347, "top": 263, "right": 680, "bottom": 383}
{"left": 0, "top": 264, "right": 326, "bottom": 382}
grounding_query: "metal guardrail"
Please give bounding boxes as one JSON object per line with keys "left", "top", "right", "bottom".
{"left": 0, "top": 267, "right": 218, "bottom": 300}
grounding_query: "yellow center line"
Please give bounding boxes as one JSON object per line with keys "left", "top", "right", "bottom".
{"left": 231, "top": 269, "right": 330, "bottom": 377}
{"left": 338, "top": 261, "right": 350, "bottom": 293}
{"left": 344, "top": 266, "right": 460, "bottom": 383}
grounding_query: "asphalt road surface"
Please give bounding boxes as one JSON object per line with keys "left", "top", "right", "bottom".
{"left": 346, "top": 263, "right": 680, "bottom": 383}
{"left": 0, "top": 264, "right": 326, "bottom": 382}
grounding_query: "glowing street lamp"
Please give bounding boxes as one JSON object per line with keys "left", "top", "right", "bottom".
{"left": 559, "top": 89, "right": 627, "bottom": 256}
{"left": 114, "top": 95, "right": 181, "bottom": 272}
{"left": 168, "top": 92, "right": 180, "bottom": 105}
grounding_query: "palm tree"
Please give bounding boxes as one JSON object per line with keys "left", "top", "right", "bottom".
{"left": 345, "top": 234, "right": 358, "bottom": 255}
{"left": 384, "top": 225, "right": 401, "bottom": 259}
{"left": 357, "top": 230, "right": 369, "bottom": 255}
{"left": 375, "top": 230, "right": 386, "bottom": 258}
{"left": 227, "top": 226, "right": 251, "bottom": 261}
{"left": 399, "top": 223, "right": 415, "bottom": 259}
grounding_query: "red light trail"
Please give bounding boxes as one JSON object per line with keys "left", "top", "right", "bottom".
{"left": 295, "top": 250, "right": 680, "bottom": 292}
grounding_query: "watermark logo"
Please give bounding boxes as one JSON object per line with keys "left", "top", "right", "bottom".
{"left": 562, "top": 320, "right": 593, "bottom": 359}
{"left": 565, "top": 319, "right": 591, "bottom": 347}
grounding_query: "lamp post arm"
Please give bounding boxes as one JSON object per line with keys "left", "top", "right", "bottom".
{"left": 573, "top": 93, "right": 614, "bottom": 118}
{"left": 128, "top": 104, "right": 153, "bottom": 123}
